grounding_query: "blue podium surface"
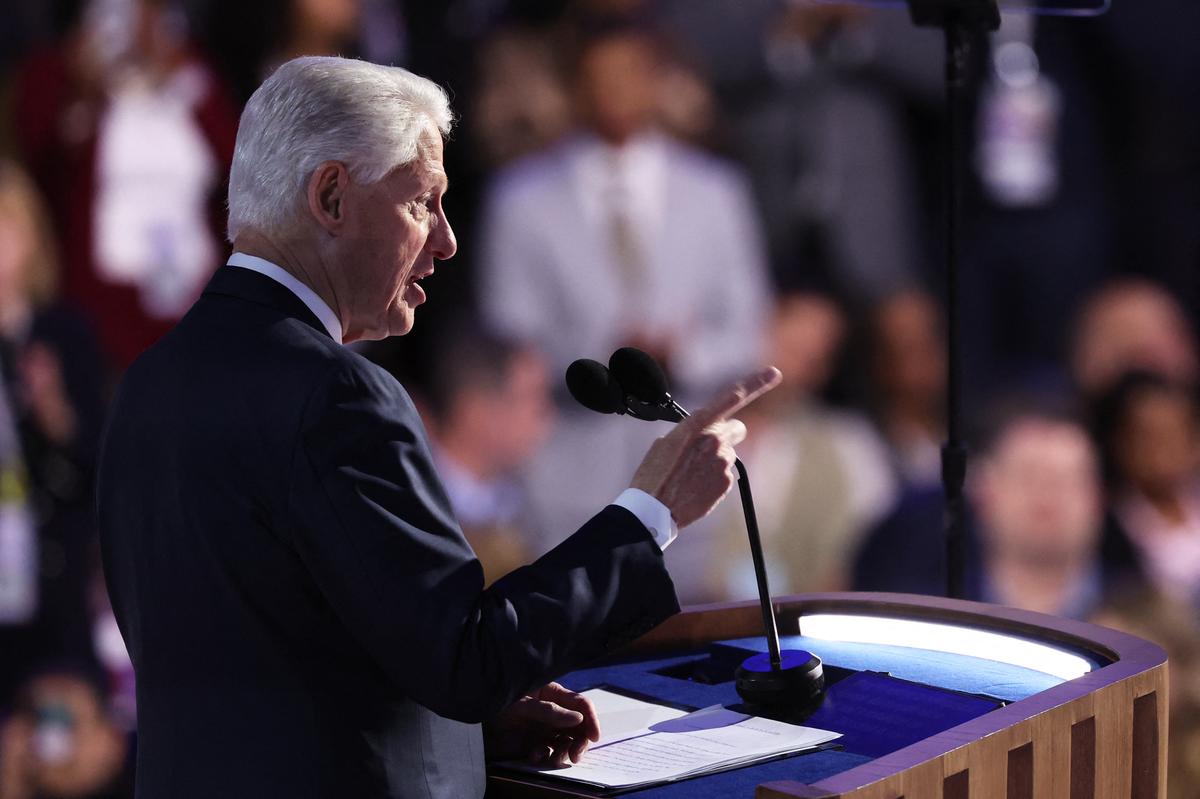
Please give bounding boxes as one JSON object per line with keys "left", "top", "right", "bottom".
{"left": 550, "top": 634, "right": 1072, "bottom": 797}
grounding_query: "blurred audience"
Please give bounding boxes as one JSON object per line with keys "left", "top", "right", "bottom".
{"left": 471, "top": 18, "right": 716, "bottom": 172}
{"left": 969, "top": 412, "right": 1106, "bottom": 617}
{"left": 10, "top": 0, "right": 237, "bottom": 368}
{"left": 714, "top": 292, "right": 895, "bottom": 600}
{"left": 734, "top": 4, "right": 924, "bottom": 299}
{"left": 656, "top": 1, "right": 942, "bottom": 299}
{"left": 854, "top": 403, "right": 1140, "bottom": 619}
{"left": 0, "top": 668, "right": 132, "bottom": 799}
{"left": 1071, "top": 278, "right": 1199, "bottom": 399}
{"left": 480, "top": 15, "right": 768, "bottom": 393}
{"left": 419, "top": 327, "right": 554, "bottom": 585}
{"left": 471, "top": 27, "right": 573, "bottom": 171}
{"left": 0, "top": 162, "right": 107, "bottom": 708}
{"left": 1093, "top": 372, "right": 1200, "bottom": 608}
{"left": 865, "top": 289, "right": 946, "bottom": 489}
{"left": 477, "top": 16, "right": 768, "bottom": 599}
{"left": 201, "top": 0, "right": 364, "bottom": 105}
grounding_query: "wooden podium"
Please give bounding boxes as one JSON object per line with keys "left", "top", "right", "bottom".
{"left": 489, "top": 592, "right": 1167, "bottom": 799}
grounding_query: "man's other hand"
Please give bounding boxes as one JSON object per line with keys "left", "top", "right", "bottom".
{"left": 630, "top": 367, "right": 782, "bottom": 529}
{"left": 485, "top": 683, "right": 600, "bottom": 767}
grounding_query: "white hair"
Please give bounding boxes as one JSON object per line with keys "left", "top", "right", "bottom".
{"left": 226, "top": 57, "right": 453, "bottom": 241}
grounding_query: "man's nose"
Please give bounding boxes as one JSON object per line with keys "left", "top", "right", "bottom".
{"left": 432, "top": 211, "right": 457, "bottom": 260}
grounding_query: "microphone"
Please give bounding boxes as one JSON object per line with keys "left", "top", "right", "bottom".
{"left": 571, "top": 348, "right": 825, "bottom": 719}
{"left": 565, "top": 359, "right": 626, "bottom": 415}
{"left": 608, "top": 347, "right": 688, "bottom": 422}
{"left": 565, "top": 358, "right": 681, "bottom": 423}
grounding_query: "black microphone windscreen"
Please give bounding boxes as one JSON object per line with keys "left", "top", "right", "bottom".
{"left": 565, "top": 359, "right": 625, "bottom": 414}
{"left": 609, "top": 347, "right": 670, "bottom": 403}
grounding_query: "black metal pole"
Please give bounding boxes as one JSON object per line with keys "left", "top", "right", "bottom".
{"left": 942, "top": 18, "right": 971, "bottom": 600}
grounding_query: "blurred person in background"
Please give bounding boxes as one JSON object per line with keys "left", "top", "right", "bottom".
{"left": 1093, "top": 372, "right": 1200, "bottom": 608}
{"left": 654, "top": 0, "right": 943, "bottom": 299}
{"left": 969, "top": 412, "right": 1106, "bottom": 616}
{"left": 10, "top": 0, "right": 237, "bottom": 369}
{"left": 854, "top": 404, "right": 1139, "bottom": 618}
{"left": 865, "top": 288, "right": 945, "bottom": 489}
{"left": 477, "top": 15, "right": 769, "bottom": 601}
{"left": 0, "top": 668, "right": 132, "bottom": 799}
{"left": 420, "top": 327, "right": 554, "bottom": 586}
{"left": 480, "top": 14, "right": 769, "bottom": 395}
{"left": 713, "top": 292, "right": 895, "bottom": 600}
{"left": 730, "top": 2, "right": 923, "bottom": 300}
{"left": 200, "top": 0, "right": 363, "bottom": 106}
{"left": 471, "top": 10, "right": 713, "bottom": 170}
{"left": 470, "top": 27, "right": 574, "bottom": 172}
{"left": 1071, "top": 278, "right": 1199, "bottom": 401}
{"left": 0, "top": 162, "right": 108, "bottom": 709}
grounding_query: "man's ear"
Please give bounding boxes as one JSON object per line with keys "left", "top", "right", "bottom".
{"left": 307, "top": 161, "right": 350, "bottom": 235}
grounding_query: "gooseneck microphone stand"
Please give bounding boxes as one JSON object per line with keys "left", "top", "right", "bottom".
{"left": 907, "top": 0, "right": 999, "bottom": 599}
{"left": 668, "top": 403, "right": 782, "bottom": 670}
{"left": 735, "top": 459, "right": 783, "bottom": 669}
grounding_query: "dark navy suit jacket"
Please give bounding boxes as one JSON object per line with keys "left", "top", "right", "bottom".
{"left": 97, "top": 266, "right": 679, "bottom": 798}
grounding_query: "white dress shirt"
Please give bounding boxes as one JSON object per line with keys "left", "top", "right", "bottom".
{"left": 225, "top": 253, "right": 677, "bottom": 551}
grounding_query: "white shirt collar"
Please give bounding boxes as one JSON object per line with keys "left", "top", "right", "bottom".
{"left": 226, "top": 252, "right": 343, "bottom": 343}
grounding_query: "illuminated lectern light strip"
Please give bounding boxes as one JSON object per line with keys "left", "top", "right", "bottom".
{"left": 798, "top": 613, "right": 1093, "bottom": 681}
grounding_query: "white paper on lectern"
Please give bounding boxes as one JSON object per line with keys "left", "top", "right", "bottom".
{"left": 582, "top": 688, "right": 690, "bottom": 746}
{"left": 510, "top": 701, "right": 841, "bottom": 790}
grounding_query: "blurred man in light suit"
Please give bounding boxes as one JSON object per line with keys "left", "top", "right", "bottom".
{"left": 478, "top": 20, "right": 770, "bottom": 599}
{"left": 96, "top": 56, "right": 779, "bottom": 799}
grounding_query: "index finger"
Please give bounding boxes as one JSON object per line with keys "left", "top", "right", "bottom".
{"left": 684, "top": 367, "right": 782, "bottom": 430}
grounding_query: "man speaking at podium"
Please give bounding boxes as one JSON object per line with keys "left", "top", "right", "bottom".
{"left": 97, "top": 57, "right": 779, "bottom": 799}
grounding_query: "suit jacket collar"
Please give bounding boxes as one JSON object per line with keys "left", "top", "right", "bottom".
{"left": 202, "top": 264, "right": 332, "bottom": 340}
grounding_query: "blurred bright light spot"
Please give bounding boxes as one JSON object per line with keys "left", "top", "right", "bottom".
{"left": 798, "top": 613, "right": 1093, "bottom": 681}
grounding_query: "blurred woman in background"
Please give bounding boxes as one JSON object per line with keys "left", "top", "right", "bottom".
{"left": 0, "top": 161, "right": 108, "bottom": 709}
{"left": 11, "top": 0, "right": 237, "bottom": 368}
{"left": 865, "top": 289, "right": 946, "bottom": 490}
{"left": 1094, "top": 371, "right": 1200, "bottom": 608}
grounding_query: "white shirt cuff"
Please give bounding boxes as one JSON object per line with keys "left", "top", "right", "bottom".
{"left": 612, "top": 488, "right": 678, "bottom": 552}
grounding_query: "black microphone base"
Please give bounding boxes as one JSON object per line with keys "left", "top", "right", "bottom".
{"left": 735, "top": 650, "right": 825, "bottom": 720}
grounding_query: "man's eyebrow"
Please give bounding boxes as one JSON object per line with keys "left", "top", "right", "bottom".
{"left": 415, "top": 162, "right": 447, "bottom": 194}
